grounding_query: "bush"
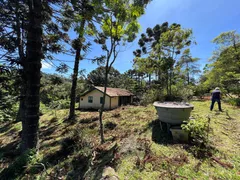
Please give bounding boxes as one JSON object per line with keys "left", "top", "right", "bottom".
{"left": 49, "top": 100, "right": 70, "bottom": 110}
{"left": 171, "top": 85, "right": 194, "bottom": 101}
{"left": 140, "top": 89, "right": 164, "bottom": 105}
{"left": 182, "top": 116, "right": 213, "bottom": 158}
{"left": 182, "top": 116, "right": 211, "bottom": 146}
{"left": 226, "top": 98, "right": 240, "bottom": 106}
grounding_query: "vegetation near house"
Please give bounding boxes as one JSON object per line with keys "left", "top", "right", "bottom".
{"left": 0, "top": 0, "right": 240, "bottom": 179}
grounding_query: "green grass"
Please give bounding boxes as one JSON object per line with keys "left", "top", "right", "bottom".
{"left": 0, "top": 101, "right": 239, "bottom": 179}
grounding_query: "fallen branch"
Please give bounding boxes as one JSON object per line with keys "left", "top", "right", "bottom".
{"left": 211, "top": 157, "right": 234, "bottom": 169}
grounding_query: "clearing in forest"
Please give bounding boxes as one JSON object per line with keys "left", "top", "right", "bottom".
{"left": 0, "top": 101, "right": 239, "bottom": 179}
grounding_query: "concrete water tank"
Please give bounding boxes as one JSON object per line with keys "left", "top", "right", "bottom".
{"left": 153, "top": 102, "right": 194, "bottom": 125}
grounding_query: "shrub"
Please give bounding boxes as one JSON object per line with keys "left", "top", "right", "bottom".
{"left": 49, "top": 100, "right": 70, "bottom": 110}
{"left": 171, "top": 85, "right": 194, "bottom": 101}
{"left": 181, "top": 116, "right": 213, "bottom": 158}
{"left": 182, "top": 116, "right": 211, "bottom": 145}
{"left": 140, "top": 89, "right": 164, "bottom": 105}
{"left": 226, "top": 98, "right": 240, "bottom": 106}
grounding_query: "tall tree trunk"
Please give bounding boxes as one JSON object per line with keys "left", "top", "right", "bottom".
{"left": 187, "top": 63, "right": 190, "bottom": 85}
{"left": 69, "top": 19, "right": 86, "bottom": 120}
{"left": 99, "top": 68, "right": 109, "bottom": 144}
{"left": 16, "top": 1, "right": 26, "bottom": 122}
{"left": 21, "top": 0, "right": 42, "bottom": 152}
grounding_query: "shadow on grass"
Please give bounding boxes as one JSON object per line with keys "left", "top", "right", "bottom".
{"left": 0, "top": 150, "right": 35, "bottom": 180}
{"left": 0, "top": 123, "right": 12, "bottom": 134}
{"left": 149, "top": 119, "right": 173, "bottom": 145}
{"left": 85, "top": 143, "right": 118, "bottom": 180}
{"left": 0, "top": 121, "right": 19, "bottom": 134}
{"left": 80, "top": 117, "right": 98, "bottom": 124}
{"left": 66, "top": 144, "right": 118, "bottom": 180}
{"left": 183, "top": 142, "right": 218, "bottom": 160}
{"left": 66, "top": 153, "right": 91, "bottom": 180}
{"left": 41, "top": 137, "right": 76, "bottom": 166}
{"left": 40, "top": 126, "right": 58, "bottom": 138}
{"left": 0, "top": 140, "right": 20, "bottom": 160}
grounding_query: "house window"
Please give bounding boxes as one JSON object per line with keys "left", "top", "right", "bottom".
{"left": 88, "top": 96, "right": 93, "bottom": 103}
{"left": 100, "top": 97, "right": 103, "bottom": 104}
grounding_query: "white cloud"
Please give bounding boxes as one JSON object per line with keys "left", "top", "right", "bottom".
{"left": 42, "top": 61, "right": 53, "bottom": 69}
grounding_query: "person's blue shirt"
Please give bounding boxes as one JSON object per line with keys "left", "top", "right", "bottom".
{"left": 211, "top": 89, "right": 221, "bottom": 100}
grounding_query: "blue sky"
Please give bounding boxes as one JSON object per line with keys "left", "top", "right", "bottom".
{"left": 42, "top": 0, "right": 240, "bottom": 77}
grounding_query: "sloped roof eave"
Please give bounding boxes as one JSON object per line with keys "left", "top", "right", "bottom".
{"left": 80, "top": 86, "right": 133, "bottom": 97}
{"left": 80, "top": 88, "right": 111, "bottom": 97}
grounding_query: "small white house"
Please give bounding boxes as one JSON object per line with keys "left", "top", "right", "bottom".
{"left": 79, "top": 86, "right": 133, "bottom": 110}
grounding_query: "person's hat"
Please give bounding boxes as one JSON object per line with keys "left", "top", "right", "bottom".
{"left": 215, "top": 87, "right": 220, "bottom": 90}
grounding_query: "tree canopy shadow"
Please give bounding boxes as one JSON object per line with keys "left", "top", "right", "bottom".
{"left": 0, "top": 122, "right": 15, "bottom": 134}
{"left": 40, "top": 126, "right": 58, "bottom": 138}
{"left": 79, "top": 116, "right": 98, "bottom": 124}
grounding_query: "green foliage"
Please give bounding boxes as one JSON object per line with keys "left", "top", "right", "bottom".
{"left": 0, "top": 71, "right": 19, "bottom": 122}
{"left": 40, "top": 73, "right": 72, "bottom": 104}
{"left": 49, "top": 99, "right": 70, "bottom": 110}
{"left": 200, "top": 31, "right": 240, "bottom": 96}
{"left": 39, "top": 73, "right": 86, "bottom": 111}
{"left": 171, "top": 84, "right": 194, "bottom": 101}
{"left": 0, "top": 149, "right": 37, "bottom": 179}
{"left": 87, "top": 66, "right": 121, "bottom": 87}
{"left": 182, "top": 117, "right": 210, "bottom": 144}
{"left": 0, "top": 95, "right": 18, "bottom": 122}
{"left": 194, "top": 84, "right": 209, "bottom": 97}
{"left": 133, "top": 22, "right": 196, "bottom": 96}
{"left": 225, "top": 98, "right": 240, "bottom": 106}
{"left": 140, "top": 88, "right": 164, "bottom": 105}
{"left": 182, "top": 116, "right": 212, "bottom": 158}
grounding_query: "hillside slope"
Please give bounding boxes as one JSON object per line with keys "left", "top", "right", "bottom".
{"left": 0, "top": 101, "right": 240, "bottom": 179}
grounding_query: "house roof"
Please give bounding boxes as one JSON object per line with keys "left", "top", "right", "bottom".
{"left": 81, "top": 86, "right": 134, "bottom": 97}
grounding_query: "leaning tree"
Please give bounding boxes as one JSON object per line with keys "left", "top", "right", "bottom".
{"left": 94, "top": 0, "right": 151, "bottom": 143}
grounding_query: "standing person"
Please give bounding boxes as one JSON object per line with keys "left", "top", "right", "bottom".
{"left": 210, "top": 87, "right": 223, "bottom": 111}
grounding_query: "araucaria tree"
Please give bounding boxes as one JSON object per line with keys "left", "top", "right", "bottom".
{"left": 95, "top": 0, "right": 151, "bottom": 143}
{"left": 21, "top": 0, "right": 43, "bottom": 152}
{"left": 1, "top": 0, "right": 69, "bottom": 152}
{"left": 133, "top": 23, "right": 194, "bottom": 96}
{"left": 0, "top": 0, "right": 69, "bottom": 125}
{"left": 63, "top": 0, "right": 104, "bottom": 120}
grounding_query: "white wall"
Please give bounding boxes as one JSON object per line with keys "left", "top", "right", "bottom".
{"left": 80, "top": 89, "right": 111, "bottom": 110}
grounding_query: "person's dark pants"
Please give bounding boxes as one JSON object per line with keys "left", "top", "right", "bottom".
{"left": 210, "top": 99, "right": 222, "bottom": 111}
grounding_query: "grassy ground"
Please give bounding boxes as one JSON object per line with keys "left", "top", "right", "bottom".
{"left": 0, "top": 101, "right": 240, "bottom": 179}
